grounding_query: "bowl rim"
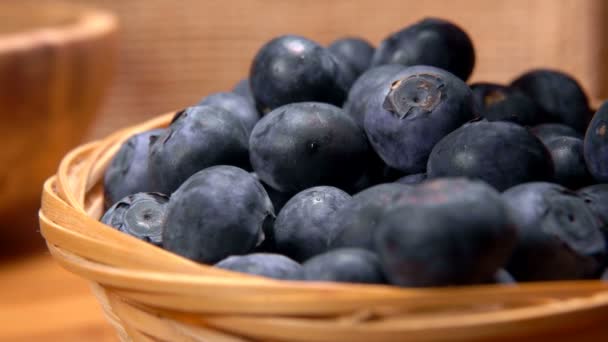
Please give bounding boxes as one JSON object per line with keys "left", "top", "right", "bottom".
{"left": 0, "top": 4, "right": 117, "bottom": 54}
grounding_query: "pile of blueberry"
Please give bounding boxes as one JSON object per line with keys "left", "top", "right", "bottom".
{"left": 101, "top": 18, "right": 608, "bottom": 287}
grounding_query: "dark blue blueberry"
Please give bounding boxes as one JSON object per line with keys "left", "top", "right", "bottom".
{"left": 232, "top": 78, "right": 255, "bottom": 104}
{"left": 273, "top": 186, "right": 351, "bottom": 262}
{"left": 331, "top": 183, "right": 411, "bottom": 251}
{"left": 578, "top": 184, "right": 608, "bottom": 247}
{"left": 427, "top": 121, "right": 554, "bottom": 191}
{"left": 250, "top": 35, "right": 348, "bottom": 113}
{"left": 215, "top": 253, "right": 301, "bottom": 280}
{"left": 470, "top": 82, "right": 540, "bottom": 126}
{"left": 104, "top": 129, "right": 165, "bottom": 209}
{"left": 250, "top": 102, "right": 371, "bottom": 193}
{"left": 364, "top": 65, "right": 475, "bottom": 173}
{"left": 395, "top": 173, "right": 427, "bottom": 186}
{"left": 531, "top": 123, "right": 583, "bottom": 145}
{"left": 374, "top": 178, "right": 516, "bottom": 287}
{"left": 197, "top": 92, "right": 260, "bottom": 133}
{"left": 545, "top": 136, "right": 593, "bottom": 189}
{"left": 162, "top": 166, "right": 274, "bottom": 264}
{"left": 329, "top": 52, "right": 358, "bottom": 92}
{"left": 503, "top": 182, "right": 605, "bottom": 281}
{"left": 101, "top": 192, "right": 169, "bottom": 246}
{"left": 298, "top": 248, "right": 386, "bottom": 284}
{"left": 511, "top": 69, "right": 592, "bottom": 132}
{"left": 371, "top": 18, "right": 475, "bottom": 81}
{"left": 328, "top": 37, "right": 375, "bottom": 77}
{"left": 343, "top": 64, "right": 405, "bottom": 127}
{"left": 584, "top": 102, "right": 608, "bottom": 182}
{"left": 493, "top": 269, "right": 516, "bottom": 285}
{"left": 149, "top": 105, "right": 249, "bottom": 194}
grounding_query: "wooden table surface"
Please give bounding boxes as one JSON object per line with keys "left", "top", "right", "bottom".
{"left": 0, "top": 251, "right": 117, "bottom": 341}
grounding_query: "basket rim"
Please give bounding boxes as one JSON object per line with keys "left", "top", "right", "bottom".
{"left": 39, "top": 110, "right": 608, "bottom": 328}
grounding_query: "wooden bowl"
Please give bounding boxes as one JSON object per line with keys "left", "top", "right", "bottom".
{"left": 0, "top": 2, "right": 117, "bottom": 250}
{"left": 39, "top": 112, "right": 608, "bottom": 342}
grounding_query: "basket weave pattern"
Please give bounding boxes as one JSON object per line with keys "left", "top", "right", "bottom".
{"left": 40, "top": 113, "right": 608, "bottom": 342}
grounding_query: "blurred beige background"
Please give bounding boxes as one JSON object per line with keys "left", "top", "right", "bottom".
{"left": 70, "top": 0, "right": 608, "bottom": 139}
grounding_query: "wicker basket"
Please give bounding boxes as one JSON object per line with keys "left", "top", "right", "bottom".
{"left": 40, "top": 112, "right": 608, "bottom": 342}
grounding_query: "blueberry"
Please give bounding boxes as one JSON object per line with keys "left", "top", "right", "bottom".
{"left": 511, "top": 69, "right": 592, "bottom": 132}
{"left": 331, "top": 183, "right": 411, "bottom": 251}
{"left": 545, "top": 136, "right": 593, "bottom": 189}
{"left": 395, "top": 173, "right": 427, "bottom": 185}
{"left": 329, "top": 51, "right": 359, "bottom": 91}
{"left": 503, "top": 182, "right": 605, "bottom": 281}
{"left": 101, "top": 192, "right": 169, "bottom": 246}
{"left": 375, "top": 178, "right": 516, "bottom": 287}
{"left": 372, "top": 18, "right": 475, "bottom": 81}
{"left": 427, "top": 121, "right": 554, "bottom": 191}
{"left": 493, "top": 269, "right": 516, "bottom": 285}
{"left": 162, "top": 166, "right": 274, "bottom": 264}
{"left": 364, "top": 65, "right": 475, "bottom": 173}
{"left": 584, "top": 102, "right": 608, "bottom": 182}
{"left": 470, "top": 82, "right": 540, "bottom": 126}
{"left": 273, "top": 186, "right": 351, "bottom": 262}
{"left": 328, "top": 37, "right": 375, "bottom": 76}
{"left": 603, "top": 269, "right": 608, "bottom": 281}
{"left": 531, "top": 123, "right": 583, "bottom": 145}
{"left": 197, "top": 92, "right": 260, "bottom": 133}
{"left": 215, "top": 253, "right": 301, "bottom": 280}
{"left": 343, "top": 64, "right": 405, "bottom": 127}
{"left": 250, "top": 102, "right": 371, "bottom": 193}
{"left": 149, "top": 105, "right": 249, "bottom": 194}
{"left": 578, "top": 184, "right": 608, "bottom": 246}
{"left": 232, "top": 78, "right": 255, "bottom": 104}
{"left": 250, "top": 35, "right": 348, "bottom": 113}
{"left": 103, "top": 129, "right": 165, "bottom": 209}
{"left": 298, "top": 248, "right": 386, "bottom": 284}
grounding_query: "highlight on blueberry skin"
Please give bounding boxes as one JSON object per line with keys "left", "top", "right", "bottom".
{"left": 328, "top": 37, "right": 375, "bottom": 77}
{"left": 162, "top": 166, "right": 274, "bottom": 264}
{"left": 249, "top": 102, "right": 371, "bottom": 193}
{"left": 531, "top": 123, "right": 583, "bottom": 145}
{"left": 372, "top": 18, "right": 475, "bottom": 81}
{"left": 148, "top": 105, "right": 250, "bottom": 194}
{"left": 331, "top": 183, "right": 411, "bottom": 251}
{"left": 298, "top": 248, "right": 386, "bottom": 284}
{"left": 503, "top": 182, "right": 606, "bottom": 281}
{"left": 101, "top": 192, "right": 169, "bottom": 246}
{"left": 343, "top": 64, "right": 405, "bottom": 127}
{"left": 584, "top": 102, "right": 608, "bottom": 182}
{"left": 197, "top": 92, "right": 260, "bottom": 133}
{"left": 103, "top": 128, "right": 165, "bottom": 209}
{"left": 511, "top": 69, "right": 592, "bottom": 132}
{"left": 545, "top": 136, "right": 593, "bottom": 189}
{"left": 215, "top": 253, "right": 301, "bottom": 280}
{"left": 363, "top": 65, "right": 475, "bottom": 174}
{"left": 470, "top": 82, "right": 540, "bottom": 126}
{"left": 374, "top": 178, "right": 517, "bottom": 287}
{"left": 250, "top": 35, "right": 348, "bottom": 113}
{"left": 427, "top": 121, "right": 554, "bottom": 191}
{"left": 273, "top": 186, "right": 351, "bottom": 262}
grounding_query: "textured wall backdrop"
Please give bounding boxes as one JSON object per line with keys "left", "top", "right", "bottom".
{"left": 67, "top": 0, "right": 607, "bottom": 139}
